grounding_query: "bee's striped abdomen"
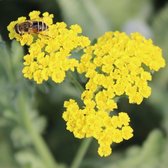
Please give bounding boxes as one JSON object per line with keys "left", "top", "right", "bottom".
{"left": 32, "top": 21, "right": 48, "bottom": 32}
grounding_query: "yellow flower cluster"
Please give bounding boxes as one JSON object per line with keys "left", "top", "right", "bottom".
{"left": 7, "top": 11, "right": 90, "bottom": 84}
{"left": 63, "top": 31, "right": 165, "bottom": 156}
{"left": 63, "top": 99, "right": 133, "bottom": 156}
{"left": 8, "top": 11, "right": 166, "bottom": 157}
{"left": 78, "top": 31, "right": 165, "bottom": 105}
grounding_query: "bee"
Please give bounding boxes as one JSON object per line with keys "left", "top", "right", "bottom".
{"left": 14, "top": 20, "right": 48, "bottom": 35}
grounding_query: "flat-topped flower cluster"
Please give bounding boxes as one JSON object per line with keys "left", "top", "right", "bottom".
{"left": 8, "top": 11, "right": 90, "bottom": 84}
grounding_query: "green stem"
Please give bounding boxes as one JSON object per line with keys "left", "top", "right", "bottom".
{"left": 18, "top": 92, "right": 59, "bottom": 168}
{"left": 67, "top": 71, "right": 92, "bottom": 168}
{"left": 67, "top": 71, "right": 84, "bottom": 93}
{"left": 70, "top": 138, "right": 92, "bottom": 168}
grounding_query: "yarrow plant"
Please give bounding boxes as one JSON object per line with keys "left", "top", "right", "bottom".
{"left": 8, "top": 11, "right": 165, "bottom": 157}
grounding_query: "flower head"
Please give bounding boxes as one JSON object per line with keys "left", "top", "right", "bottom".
{"left": 77, "top": 31, "right": 165, "bottom": 105}
{"left": 63, "top": 99, "right": 133, "bottom": 157}
{"left": 8, "top": 11, "right": 90, "bottom": 84}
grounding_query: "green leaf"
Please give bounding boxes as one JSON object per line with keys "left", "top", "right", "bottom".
{"left": 152, "top": 4, "right": 168, "bottom": 60}
{"left": 95, "top": 0, "right": 152, "bottom": 28}
{"left": 57, "top": 0, "right": 111, "bottom": 39}
{"left": 15, "top": 150, "right": 46, "bottom": 168}
{"left": 11, "top": 40, "right": 24, "bottom": 68}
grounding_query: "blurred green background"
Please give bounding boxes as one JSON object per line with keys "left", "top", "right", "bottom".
{"left": 0, "top": 0, "right": 168, "bottom": 168}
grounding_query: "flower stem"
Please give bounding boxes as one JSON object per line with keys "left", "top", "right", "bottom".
{"left": 67, "top": 71, "right": 92, "bottom": 168}
{"left": 18, "top": 92, "right": 59, "bottom": 168}
{"left": 67, "top": 71, "right": 84, "bottom": 93}
{"left": 70, "top": 138, "right": 92, "bottom": 168}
